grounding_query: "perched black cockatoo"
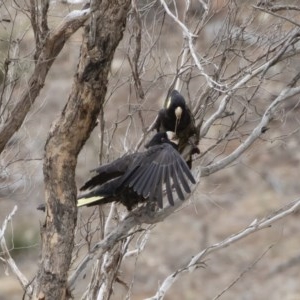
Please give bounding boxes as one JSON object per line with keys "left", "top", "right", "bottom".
{"left": 77, "top": 132, "right": 195, "bottom": 210}
{"left": 154, "top": 90, "right": 199, "bottom": 167}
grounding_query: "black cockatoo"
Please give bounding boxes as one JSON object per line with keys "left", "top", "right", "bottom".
{"left": 154, "top": 90, "right": 199, "bottom": 167}
{"left": 77, "top": 131, "right": 195, "bottom": 210}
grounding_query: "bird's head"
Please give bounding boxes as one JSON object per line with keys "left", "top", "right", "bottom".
{"left": 166, "top": 90, "right": 186, "bottom": 111}
{"left": 145, "top": 131, "right": 178, "bottom": 149}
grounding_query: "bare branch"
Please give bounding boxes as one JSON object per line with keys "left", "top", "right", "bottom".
{"left": 0, "top": 205, "right": 17, "bottom": 241}
{"left": 200, "top": 28, "right": 300, "bottom": 138}
{"left": 267, "top": 5, "right": 300, "bottom": 12}
{"left": 212, "top": 245, "right": 273, "bottom": 300}
{"left": 201, "top": 85, "right": 300, "bottom": 176}
{"left": 253, "top": 5, "right": 300, "bottom": 28}
{"left": 0, "top": 206, "right": 33, "bottom": 295}
{"left": 146, "top": 198, "right": 300, "bottom": 300}
{"left": 159, "top": 0, "right": 223, "bottom": 89}
{"left": 0, "top": 7, "right": 90, "bottom": 154}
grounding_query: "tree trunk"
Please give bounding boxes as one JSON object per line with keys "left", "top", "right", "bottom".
{"left": 33, "top": 1, "right": 131, "bottom": 299}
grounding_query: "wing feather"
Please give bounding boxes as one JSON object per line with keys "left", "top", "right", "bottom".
{"left": 79, "top": 142, "right": 196, "bottom": 209}
{"left": 155, "top": 166, "right": 164, "bottom": 208}
{"left": 80, "top": 153, "right": 137, "bottom": 191}
{"left": 165, "top": 164, "right": 174, "bottom": 206}
{"left": 127, "top": 166, "right": 147, "bottom": 188}
{"left": 175, "top": 163, "right": 191, "bottom": 193}
{"left": 179, "top": 159, "right": 196, "bottom": 184}
{"left": 143, "top": 143, "right": 195, "bottom": 205}
{"left": 142, "top": 163, "right": 160, "bottom": 198}
{"left": 149, "top": 165, "right": 163, "bottom": 202}
{"left": 171, "top": 165, "right": 185, "bottom": 201}
{"left": 134, "top": 163, "right": 156, "bottom": 195}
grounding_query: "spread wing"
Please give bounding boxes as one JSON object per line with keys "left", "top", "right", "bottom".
{"left": 120, "top": 143, "right": 196, "bottom": 208}
{"left": 80, "top": 153, "right": 138, "bottom": 191}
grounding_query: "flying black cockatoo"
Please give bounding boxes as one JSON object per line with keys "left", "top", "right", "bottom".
{"left": 154, "top": 90, "right": 199, "bottom": 167}
{"left": 77, "top": 132, "right": 196, "bottom": 210}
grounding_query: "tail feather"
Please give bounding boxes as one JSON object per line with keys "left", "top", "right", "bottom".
{"left": 77, "top": 196, "right": 105, "bottom": 207}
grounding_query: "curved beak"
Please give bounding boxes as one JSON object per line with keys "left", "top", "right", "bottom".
{"left": 174, "top": 106, "right": 182, "bottom": 134}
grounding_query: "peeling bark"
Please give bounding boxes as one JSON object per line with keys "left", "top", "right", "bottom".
{"left": 34, "top": 1, "right": 131, "bottom": 299}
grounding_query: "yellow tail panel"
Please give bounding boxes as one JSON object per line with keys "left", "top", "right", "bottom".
{"left": 77, "top": 196, "right": 104, "bottom": 207}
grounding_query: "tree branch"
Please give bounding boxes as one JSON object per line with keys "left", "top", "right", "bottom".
{"left": 200, "top": 28, "right": 300, "bottom": 138}
{"left": 146, "top": 198, "right": 300, "bottom": 300}
{"left": 201, "top": 85, "right": 300, "bottom": 176}
{"left": 34, "top": 1, "right": 131, "bottom": 299}
{"left": 159, "top": 0, "right": 223, "bottom": 89}
{"left": 0, "top": 206, "right": 33, "bottom": 296}
{"left": 0, "top": 7, "right": 90, "bottom": 154}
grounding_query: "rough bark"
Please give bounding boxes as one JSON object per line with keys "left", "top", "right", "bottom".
{"left": 34, "top": 1, "right": 131, "bottom": 299}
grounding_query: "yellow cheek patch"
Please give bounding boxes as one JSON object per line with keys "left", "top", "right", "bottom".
{"left": 166, "top": 97, "right": 171, "bottom": 108}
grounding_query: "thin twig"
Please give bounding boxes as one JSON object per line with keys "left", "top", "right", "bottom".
{"left": 0, "top": 206, "right": 33, "bottom": 295}
{"left": 201, "top": 85, "right": 300, "bottom": 176}
{"left": 159, "top": 0, "right": 223, "bottom": 89}
{"left": 146, "top": 198, "right": 300, "bottom": 300}
{"left": 212, "top": 245, "right": 274, "bottom": 300}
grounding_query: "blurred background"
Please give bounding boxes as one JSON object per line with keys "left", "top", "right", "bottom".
{"left": 1, "top": 0, "right": 300, "bottom": 299}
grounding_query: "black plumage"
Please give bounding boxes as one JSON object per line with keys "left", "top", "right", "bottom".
{"left": 153, "top": 90, "right": 199, "bottom": 166}
{"left": 77, "top": 132, "right": 196, "bottom": 210}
